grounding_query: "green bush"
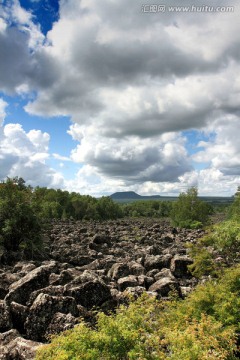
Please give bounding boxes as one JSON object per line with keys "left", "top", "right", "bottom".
{"left": 122, "top": 200, "right": 172, "bottom": 218}
{"left": 188, "top": 220, "right": 240, "bottom": 277}
{"left": 170, "top": 187, "right": 212, "bottom": 229}
{"left": 36, "top": 266, "right": 240, "bottom": 360}
{"left": 0, "top": 178, "right": 43, "bottom": 257}
{"left": 228, "top": 187, "right": 240, "bottom": 221}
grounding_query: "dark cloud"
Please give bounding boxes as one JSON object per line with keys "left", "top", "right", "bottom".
{"left": 0, "top": 27, "right": 32, "bottom": 93}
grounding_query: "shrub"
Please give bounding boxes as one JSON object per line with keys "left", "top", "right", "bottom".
{"left": 188, "top": 220, "right": 240, "bottom": 277}
{"left": 36, "top": 266, "right": 240, "bottom": 360}
{"left": 228, "top": 186, "right": 240, "bottom": 221}
{"left": 170, "top": 187, "right": 212, "bottom": 229}
{"left": 0, "top": 177, "right": 43, "bottom": 258}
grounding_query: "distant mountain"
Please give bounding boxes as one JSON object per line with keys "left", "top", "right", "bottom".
{"left": 110, "top": 191, "right": 162, "bottom": 200}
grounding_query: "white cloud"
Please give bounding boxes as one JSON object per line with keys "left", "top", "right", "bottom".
{"left": 1, "top": 0, "right": 240, "bottom": 196}
{"left": 193, "top": 116, "right": 240, "bottom": 176}
{"left": 53, "top": 153, "right": 71, "bottom": 161}
{"left": 0, "top": 98, "right": 8, "bottom": 125}
{"left": 68, "top": 123, "right": 192, "bottom": 183}
{"left": 0, "top": 122, "right": 64, "bottom": 188}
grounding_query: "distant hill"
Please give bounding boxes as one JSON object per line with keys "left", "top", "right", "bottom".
{"left": 109, "top": 192, "right": 233, "bottom": 205}
{"left": 110, "top": 191, "right": 162, "bottom": 200}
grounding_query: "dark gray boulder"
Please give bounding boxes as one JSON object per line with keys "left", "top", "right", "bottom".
{"left": 170, "top": 255, "right": 193, "bottom": 278}
{"left": 117, "top": 275, "right": 138, "bottom": 291}
{"left": 65, "top": 279, "right": 111, "bottom": 309}
{"left": 144, "top": 254, "right": 172, "bottom": 272}
{"left": 0, "top": 272, "right": 20, "bottom": 300}
{"left": 108, "top": 263, "right": 130, "bottom": 280}
{"left": 10, "top": 302, "right": 29, "bottom": 334}
{"left": 0, "top": 335, "right": 41, "bottom": 360}
{"left": 46, "top": 312, "right": 79, "bottom": 337}
{"left": 148, "top": 277, "right": 181, "bottom": 298}
{"left": 154, "top": 268, "right": 175, "bottom": 281}
{"left": 5, "top": 261, "right": 57, "bottom": 305}
{"left": 0, "top": 300, "right": 12, "bottom": 332}
{"left": 0, "top": 329, "right": 20, "bottom": 346}
{"left": 137, "top": 275, "right": 155, "bottom": 289}
{"left": 25, "top": 293, "right": 79, "bottom": 341}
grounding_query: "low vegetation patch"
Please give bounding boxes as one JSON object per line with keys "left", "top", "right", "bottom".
{"left": 188, "top": 220, "right": 240, "bottom": 277}
{"left": 36, "top": 265, "right": 240, "bottom": 360}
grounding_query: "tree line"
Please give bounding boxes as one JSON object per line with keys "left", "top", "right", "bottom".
{"left": 0, "top": 177, "right": 239, "bottom": 258}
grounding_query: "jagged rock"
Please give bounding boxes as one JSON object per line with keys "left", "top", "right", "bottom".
{"left": 0, "top": 219, "right": 205, "bottom": 348}
{"left": 25, "top": 293, "right": 79, "bottom": 341}
{"left": 137, "top": 275, "right": 155, "bottom": 289}
{"left": 5, "top": 261, "right": 58, "bottom": 306}
{"left": 170, "top": 255, "right": 193, "bottom": 277}
{"left": 0, "top": 336, "right": 42, "bottom": 360}
{"left": 123, "top": 286, "right": 146, "bottom": 298}
{"left": 89, "top": 234, "right": 111, "bottom": 251}
{"left": 117, "top": 275, "right": 138, "bottom": 291}
{"left": 128, "top": 261, "right": 145, "bottom": 276}
{"left": 45, "top": 312, "right": 79, "bottom": 337}
{"left": 49, "top": 269, "right": 74, "bottom": 285}
{"left": 92, "top": 234, "right": 111, "bottom": 245}
{"left": 0, "top": 301, "right": 12, "bottom": 332}
{"left": 146, "top": 269, "right": 161, "bottom": 278}
{"left": 0, "top": 273, "right": 20, "bottom": 299}
{"left": 28, "top": 285, "right": 65, "bottom": 305}
{"left": 0, "top": 329, "right": 20, "bottom": 346}
{"left": 10, "top": 302, "right": 28, "bottom": 334}
{"left": 148, "top": 245, "right": 163, "bottom": 255}
{"left": 68, "top": 255, "right": 94, "bottom": 267}
{"left": 180, "top": 286, "right": 193, "bottom": 298}
{"left": 108, "top": 263, "right": 130, "bottom": 280}
{"left": 148, "top": 277, "right": 181, "bottom": 298}
{"left": 144, "top": 254, "right": 172, "bottom": 272}
{"left": 65, "top": 279, "right": 111, "bottom": 309}
{"left": 154, "top": 268, "right": 175, "bottom": 281}
{"left": 13, "top": 262, "right": 36, "bottom": 276}
{"left": 48, "top": 273, "right": 60, "bottom": 285}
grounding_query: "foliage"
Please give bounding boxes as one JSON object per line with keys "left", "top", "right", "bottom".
{"left": 121, "top": 200, "right": 172, "bottom": 218}
{"left": 97, "top": 196, "right": 123, "bottom": 220}
{"left": 228, "top": 186, "right": 240, "bottom": 221}
{"left": 188, "top": 220, "right": 240, "bottom": 277}
{"left": 36, "top": 266, "right": 240, "bottom": 360}
{"left": 33, "top": 187, "right": 123, "bottom": 221}
{"left": 0, "top": 177, "right": 43, "bottom": 257}
{"left": 170, "top": 187, "right": 213, "bottom": 228}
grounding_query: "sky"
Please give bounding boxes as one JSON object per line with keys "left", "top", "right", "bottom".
{"left": 0, "top": 0, "right": 240, "bottom": 197}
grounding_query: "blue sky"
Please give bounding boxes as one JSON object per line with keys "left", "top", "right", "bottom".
{"left": 19, "top": 0, "right": 59, "bottom": 35}
{"left": 1, "top": 0, "right": 240, "bottom": 196}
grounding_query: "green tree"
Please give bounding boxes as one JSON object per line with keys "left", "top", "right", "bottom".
{"left": 97, "top": 196, "right": 123, "bottom": 220}
{"left": 229, "top": 186, "right": 240, "bottom": 221}
{"left": 0, "top": 178, "right": 42, "bottom": 257}
{"left": 170, "top": 187, "right": 212, "bottom": 228}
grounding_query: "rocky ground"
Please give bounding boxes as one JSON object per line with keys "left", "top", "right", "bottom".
{"left": 0, "top": 218, "right": 205, "bottom": 359}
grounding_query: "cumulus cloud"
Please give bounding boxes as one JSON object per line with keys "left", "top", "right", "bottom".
{"left": 1, "top": 0, "right": 240, "bottom": 195}
{"left": 0, "top": 120, "right": 64, "bottom": 187}
{"left": 0, "top": 0, "right": 59, "bottom": 94}
{"left": 193, "top": 116, "right": 240, "bottom": 176}
{"left": 68, "top": 124, "right": 192, "bottom": 183}
{"left": 0, "top": 98, "right": 8, "bottom": 125}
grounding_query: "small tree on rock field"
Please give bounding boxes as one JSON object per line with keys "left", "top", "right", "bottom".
{"left": 170, "top": 187, "right": 212, "bottom": 229}
{"left": 0, "top": 177, "right": 43, "bottom": 258}
{"left": 228, "top": 186, "right": 240, "bottom": 221}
